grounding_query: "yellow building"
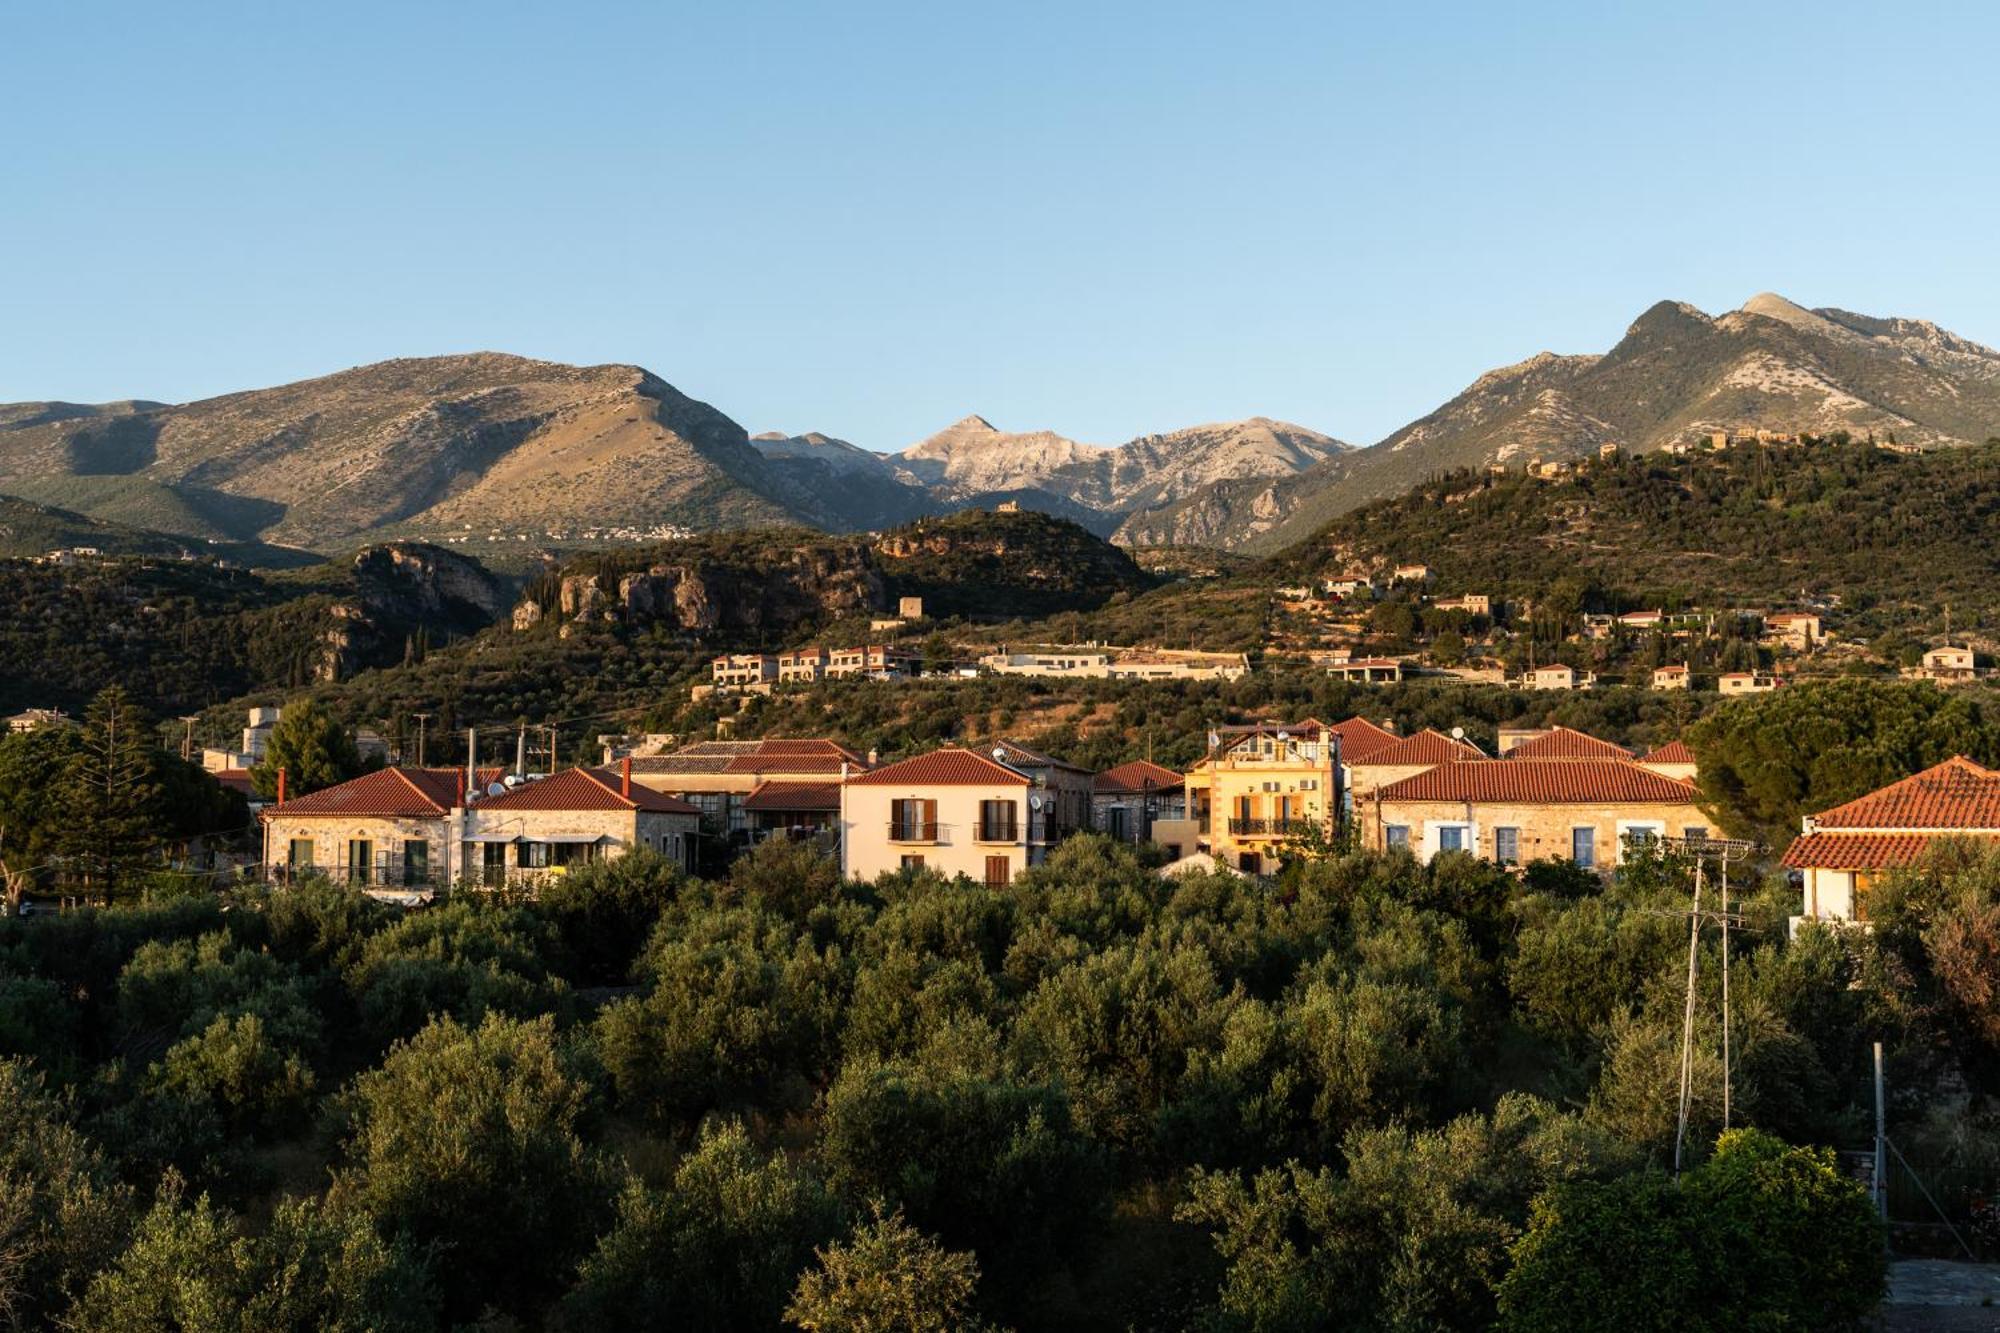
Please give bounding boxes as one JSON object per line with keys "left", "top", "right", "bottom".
{"left": 1183, "top": 720, "right": 1344, "bottom": 874}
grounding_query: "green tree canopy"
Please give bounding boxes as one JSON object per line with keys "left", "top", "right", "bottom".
{"left": 252, "top": 697, "right": 364, "bottom": 800}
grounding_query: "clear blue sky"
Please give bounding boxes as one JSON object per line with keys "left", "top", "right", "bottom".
{"left": 4, "top": 2, "right": 1995, "bottom": 449}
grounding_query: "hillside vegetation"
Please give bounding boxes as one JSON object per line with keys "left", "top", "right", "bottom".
{"left": 1277, "top": 438, "right": 2000, "bottom": 640}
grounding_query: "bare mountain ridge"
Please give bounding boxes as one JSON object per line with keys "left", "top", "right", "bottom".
{"left": 1121, "top": 293, "right": 2000, "bottom": 553}
{"left": 0, "top": 354, "right": 815, "bottom": 548}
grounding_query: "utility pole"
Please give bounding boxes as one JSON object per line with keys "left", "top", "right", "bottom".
{"left": 411, "top": 713, "right": 432, "bottom": 767}
{"left": 1873, "top": 1042, "right": 1887, "bottom": 1220}
{"left": 1721, "top": 854, "right": 1732, "bottom": 1129}
{"left": 1674, "top": 858, "right": 1704, "bottom": 1177}
{"left": 179, "top": 715, "right": 196, "bottom": 762}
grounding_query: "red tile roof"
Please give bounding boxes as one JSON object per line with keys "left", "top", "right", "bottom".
{"left": 743, "top": 780, "right": 843, "bottom": 812}
{"left": 721, "top": 752, "right": 857, "bottom": 776}
{"left": 473, "top": 767, "right": 700, "bottom": 815}
{"left": 1352, "top": 728, "right": 1486, "bottom": 766}
{"left": 1377, "top": 759, "right": 1699, "bottom": 805}
{"left": 848, "top": 748, "right": 1030, "bottom": 787}
{"left": 1327, "top": 716, "right": 1401, "bottom": 760}
{"left": 1781, "top": 832, "right": 1946, "bottom": 871}
{"left": 1641, "top": 739, "right": 1696, "bottom": 765}
{"left": 1093, "top": 760, "right": 1185, "bottom": 795}
{"left": 212, "top": 768, "right": 255, "bottom": 798}
{"left": 1506, "top": 726, "right": 1633, "bottom": 760}
{"left": 1808, "top": 757, "right": 2000, "bottom": 830}
{"left": 262, "top": 766, "right": 471, "bottom": 819}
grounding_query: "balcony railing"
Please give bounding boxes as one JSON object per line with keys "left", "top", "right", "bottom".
{"left": 888, "top": 822, "right": 941, "bottom": 844}
{"left": 1227, "top": 817, "right": 1318, "bottom": 838}
{"left": 976, "top": 820, "right": 1019, "bottom": 843}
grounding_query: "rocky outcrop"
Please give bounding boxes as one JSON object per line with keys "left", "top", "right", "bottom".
{"left": 528, "top": 538, "right": 886, "bottom": 637}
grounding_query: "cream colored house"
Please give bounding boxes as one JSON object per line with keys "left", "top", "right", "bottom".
{"left": 1524, "top": 664, "right": 1592, "bottom": 690}
{"left": 1105, "top": 650, "right": 1249, "bottom": 681}
{"left": 1652, "top": 664, "right": 1691, "bottom": 691}
{"left": 712, "top": 654, "right": 778, "bottom": 687}
{"left": 1363, "top": 760, "right": 1707, "bottom": 871}
{"left": 1324, "top": 656, "right": 1405, "bottom": 683}
{"left": 1433, "top": 594, "right": 1490, "bottom": 616}
{"left": 1764, "top": 613, "right": 1823, "bottom": 650}
{"left": 840, "top": 748, "right": 1041, "bottom": 884}
{"left": 828, "top": 645, "right": 916, "bottom": 679}
{"left": 980, "top": 650, "right": 1114, "bottom": 678}
{"left": 778, "top": 647, "right": 830, "bottom": 682}
{"left": 1718, "top": 672, "right": 1778, "bottom": 695}
{"left": 1922, "top": 645, "right": 1977, "bottom": 681}
{"left": 1783, "top": 756, "right": 2000, "bottom": 925}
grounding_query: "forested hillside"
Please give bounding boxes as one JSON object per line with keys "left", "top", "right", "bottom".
{"left": 1278, "top": 438, "right": 2000, "bottom": 639}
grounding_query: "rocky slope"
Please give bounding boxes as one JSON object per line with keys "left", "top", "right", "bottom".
{"left": 0, "top": 354, "right": 821, "bottom": 550}
{"left": 1132, "top": 294, "right": 2000, "bottom": 554}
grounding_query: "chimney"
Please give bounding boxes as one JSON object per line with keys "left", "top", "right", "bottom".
{"left": 516, "top": 728, "right": 526, "bottom": 779}
{"left": 276, "top": 767, "right": 287, "bottom": 806}
{"left": 867, "top": 748, "right": 879, "bottom": 767}
{"left": 466, "top": 728, "right": 477, "bottom": 803}
{"left": 455, "top": 768, "right": 465, "bottom": 809}
{"left": 621, "top": 755, "right": 632, "bottom": 800}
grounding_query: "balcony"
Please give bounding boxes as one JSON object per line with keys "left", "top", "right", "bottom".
{"left": 975, "top": 820, "right": 1019, "bottom": 843}
{"left": 1227, "top": 817, "right": 1318, "bottom": 839}
{"left": 887, "top": 822, "right": 941, "bottom": 844}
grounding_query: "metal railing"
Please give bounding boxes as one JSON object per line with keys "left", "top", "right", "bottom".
{"left": 887, "top": 822, "right": 941, "bottom": 844}
{"left": 1227, "top": 817, "right": 1318, "bottom": 837}
{"left": 976, "top": 820, "right": 1019, "bottom": 842}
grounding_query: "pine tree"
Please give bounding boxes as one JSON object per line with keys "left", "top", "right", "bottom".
{"left": 252, "top": 698, "right": 362, "bottom": 801}
{"left": 60, "top": 686, "right": 162, "bottom": 906}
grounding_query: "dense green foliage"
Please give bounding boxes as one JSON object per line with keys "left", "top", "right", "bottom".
{"left": 0, "top": 826, "right": 1963, "bottom": 1328}
{"left": 1690, "top": 677, "right": 2000, "bottom": 847}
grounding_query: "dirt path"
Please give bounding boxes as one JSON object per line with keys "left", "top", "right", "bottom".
{"left": 1873, "top": 1260, "right": 2000, "bottom": 1331}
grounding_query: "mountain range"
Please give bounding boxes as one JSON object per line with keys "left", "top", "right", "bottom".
{"left": 1123, "top": 293, "right": 2000, "bottom": 551}
{"left": 2, "top": 293, "right": 1994, "bottom": 556}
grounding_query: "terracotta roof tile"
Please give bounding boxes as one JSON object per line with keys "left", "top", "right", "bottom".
{"left": 1352, "top": 728, "right": 1486, "bottom": 766}
{"left": 1642, "top": 739, "right": 1696, "bottom": 765}
{"left": 992, "top": 739, "right": 1090, "bottom": 773}
{"left": 1093, "top": 760, "right": 1185, "bottom": 795}
{"left": 1377, "top": 759, "right": 1699, "bottom": 805}
{"left": 1780, "top": 832, "right": 1944, "bottom": 870}
{"left": 262, "top": 766, "right": 465, "bottom": 819}
{"left": 1507, "top": 726, "right": 1633, "bottom": 760}
{"left": 1327, "top": 716, "right": 1401, "bottom": 760}
{"left": 473, "top": 767, "right": 699, "bottom": 815}
{"left": 1808, "top": 756, "right": 2000, "bottom": 830}
{"left": 743, "top": 780, "right": 843, "bottom": 812}
{"left": 848, "top": 748, "right": 1030, "bottom": 787}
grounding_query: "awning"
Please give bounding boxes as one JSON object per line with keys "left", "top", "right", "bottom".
{"left": 523, "top": 834, "right": 614, "bottom": 845}
{"left": 460, "top": 833, "right": 521, "bottom": 844}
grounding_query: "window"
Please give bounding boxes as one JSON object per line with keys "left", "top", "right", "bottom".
{"left": 482, "top": 842, "right": 508, "bottom": 887}
{"left": 1494, "top": 827, "right": 1519, "bottom": 865}
{"left": 345, "top": 839, "right": 372, "bottom": 885}
{"left": 1240, "top": 851, "right": 1262, "bottom": 875}
{"left": 287, "top": 838, "right": 313, "bottom": 869}
{"left": 1572, "top": 827, "right": 1596, "bottom": 868}
{"left": 984, "top": 855, "right": 1010, "bottom": 887}
{"left": 520, "top": 842, "right": 551, "bottom": 869}
{"left": 900, "top": 854, "right": 926, "bottom": 871}
{"left": 890, "top": 799, "right": 937, "bottom": 842}
{"left": 1684, "top": 826, "right": 1708, "bottom": 844}
{"left": 1437, "top": 825, "right": 1467, "bottom": 853}
{"left": 402, "top": 839, "right": 428, "bottom": 886}
{"left": 978, "top": 799, "right": 1018, "bottom": 842}
{"left": 1385, "top": 825, "right": 1410, "bottom": 850}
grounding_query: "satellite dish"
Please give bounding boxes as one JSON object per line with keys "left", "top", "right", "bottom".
{"left": 992, "top": 746, "right": 1008, "bottom": 762}
{"left": 1451, "top": 726, "right": 1465, "bottom": 740}
{"left": 1029, "top": 795, "right": 1044, "bottom": 811}
{"left": 1276, "top": 730, "right": 1289, "bottom": 741}
{"left": 487, "top": 782, "right": 507, "bottom": 798}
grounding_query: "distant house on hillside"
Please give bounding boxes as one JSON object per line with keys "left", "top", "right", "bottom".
{"left": 1652, "top": 664, "right": 1691, "bottom": 691}
{"left": 1523, "top": 664, "right": 1591, "bottom": 691}
{"left": 1718, "top": 672, "right": 1779, "bottom": 696}
{"left": 1324, "top": 656, "right": 1404, "bottom": 684}
{"left": 1921, "top": 645, "right": 1978, "bottom": 682}
{"left": 1764, "top": 612, "right": 1823, "bottom": 651}
{"left": 712, "top": 654, "right": 778, "bottom": 688}
{"left": 1433, "top": 594, "right": 1491, "bottom": 616}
